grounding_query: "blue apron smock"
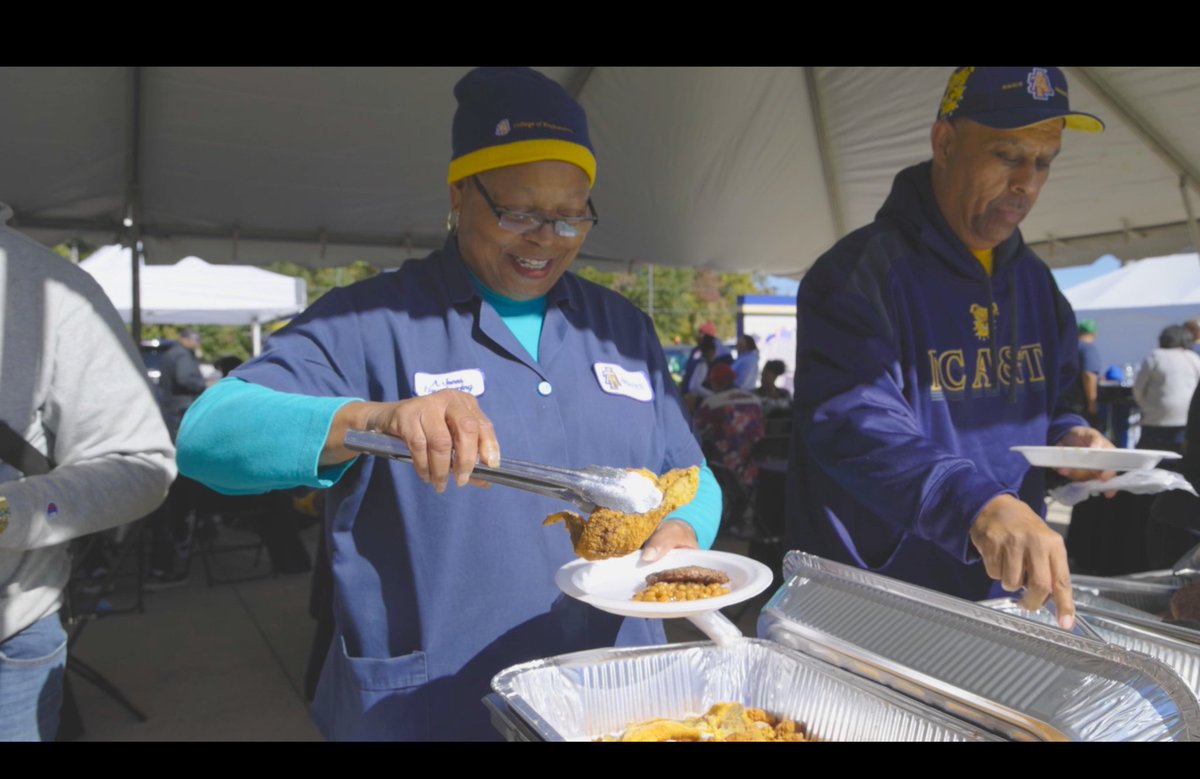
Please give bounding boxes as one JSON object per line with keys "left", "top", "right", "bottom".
{"left": 232, "top": 237, "right": 704, "bottom": 741}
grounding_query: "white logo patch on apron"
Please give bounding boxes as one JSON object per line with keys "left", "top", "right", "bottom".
{"left": 413, "top": 369, "right": 486, "bottom": 397}
{"left": 592, "top": 362, "right": 653, "bottom": 402}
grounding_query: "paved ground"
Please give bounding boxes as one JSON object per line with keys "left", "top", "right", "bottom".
{"left": 67, "top": 524, "right": 323, "bottom": 741}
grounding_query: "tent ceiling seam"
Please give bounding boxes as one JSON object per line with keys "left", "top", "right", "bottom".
{"left": 19, "top": 209, "right": 1194, "bottom": 268}
{"left": 1025, "top": 217, "right": 1196, "bottom": 256}
{"left": 804, "top": 67, "right": 845, "bottom": 239}
{"left": 566, "top": 67, "right": 594, "bottom": 100}
{"left": 1067, "top": 67, "right": 1200, "bottom": 195}
{"left": 1181, "top": 177, "right": 1200, "bottom": 256}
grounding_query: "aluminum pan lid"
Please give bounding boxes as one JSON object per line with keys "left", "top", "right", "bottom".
{"left": 763, "top": 552, "right": 1200, "bottom": 741}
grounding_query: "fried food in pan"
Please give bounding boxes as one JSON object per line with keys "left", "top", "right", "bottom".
{"left": 597, "top": 702, "right": 814, "bottom": 742}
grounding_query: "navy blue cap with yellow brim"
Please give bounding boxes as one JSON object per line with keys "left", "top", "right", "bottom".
{"left": 448, "top": 67, "right": 598, "bottom": 186}
{"left": 937, "top": 66, "right": 1105, "bottom": 134}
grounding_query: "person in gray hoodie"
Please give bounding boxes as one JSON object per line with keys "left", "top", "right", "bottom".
{"left": 1134, "top": 325, "right": 1200, "bottom": 453}
{"left": 0, "top": 206, "right": 176, "bottom": 741}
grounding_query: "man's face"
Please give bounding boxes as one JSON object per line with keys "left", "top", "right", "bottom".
{"left": 931, "top": 118, "right": 1064, "bottom": 252}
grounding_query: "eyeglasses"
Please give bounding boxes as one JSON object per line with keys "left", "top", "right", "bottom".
{"left": 472, "top": 176, "right": 599, "bottom": 238}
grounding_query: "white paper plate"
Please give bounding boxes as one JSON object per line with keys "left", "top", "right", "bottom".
{"left": 1011, "top": 445, "right": 1181, "bottom": 471}
{"left": 555, "top": 548, "right": 774, "bottom": 619}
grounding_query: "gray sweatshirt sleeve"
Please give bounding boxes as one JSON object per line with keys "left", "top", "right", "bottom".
{"left": 0, "top": 252, "right": 176, "bottom": 551}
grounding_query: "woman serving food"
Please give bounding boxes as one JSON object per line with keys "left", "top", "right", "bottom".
{"left": 175, "top": 67, "right": 720, "bottom": 741}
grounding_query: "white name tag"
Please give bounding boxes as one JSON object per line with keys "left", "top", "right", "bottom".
{"left": 413, "top": 369, "right": 486, "bottom": 397}
{"left": 593, "top": 362, "right": 653, "bottom": 402}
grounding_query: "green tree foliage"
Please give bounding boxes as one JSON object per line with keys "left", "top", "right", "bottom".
{"left": 266, "top": 261, "right": 380, "bottom": 306}
{"left": 575, "top": 265, "right": 769, "bottom": 344}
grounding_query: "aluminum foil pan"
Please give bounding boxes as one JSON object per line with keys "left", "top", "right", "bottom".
{"left": 1070, "top": 575, "right": 1200, "bottom": 645}
{"left": 981, "top": 598, "right": 1200, "bottom": 697}
{"left": 1073, "top": 573, "right": 1179, "bottom": 614}
{"left": 1117, "top": 569, "right": 1187, "bottom": 585}
{"left": 489, "top": 639, "right": 997, "bottom": 741}
{"left": 764, "top": 552, "right": 1200, "bottom": 741}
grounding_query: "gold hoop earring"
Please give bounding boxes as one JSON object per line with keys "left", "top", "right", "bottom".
{"left": 446, "top": 209, "right": 460, "bottom": 233}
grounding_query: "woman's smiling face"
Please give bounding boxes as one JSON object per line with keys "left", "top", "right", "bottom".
{"left": 451, "top": 160, "right": 592, "bottom": 301}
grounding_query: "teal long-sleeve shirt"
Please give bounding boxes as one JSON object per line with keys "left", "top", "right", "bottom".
{"left": 177, "top": 377, "right": 722, "bottom": 549}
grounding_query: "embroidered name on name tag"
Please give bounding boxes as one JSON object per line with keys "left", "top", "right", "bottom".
{"left": 413, "top": 369, "right": 486, "bottom": 397}
{"left": 593, "top": 362, "right": 653, "bottom": 402}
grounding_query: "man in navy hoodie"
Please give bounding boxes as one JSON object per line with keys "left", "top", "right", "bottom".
{"left": 788, "top": 67, "right": 1112, "bottom": 630}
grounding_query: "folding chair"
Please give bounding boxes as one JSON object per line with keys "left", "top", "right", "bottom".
{"left": 189, "top": 491, "right": 275, "bottom": 586}
{"left": 59, "top": 517, "right": 154, "bottom": 734}
{"left": 722, "top": 437, "right": 790, "bottom": 619}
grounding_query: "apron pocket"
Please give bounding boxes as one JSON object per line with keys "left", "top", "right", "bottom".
{"left": 318, "top": 636, "right": 432, "bottom": 741}
{"left": 339, "top": 637, "right": 429, "bottom": 691}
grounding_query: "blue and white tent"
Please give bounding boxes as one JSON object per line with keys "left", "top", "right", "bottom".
{"left": 1065, "top": 253, "right": 1200, "bottom": 370}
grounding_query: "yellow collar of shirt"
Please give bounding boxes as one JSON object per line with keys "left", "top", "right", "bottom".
{"left": 972, "top": 248, "right": 994, "bottom": 277}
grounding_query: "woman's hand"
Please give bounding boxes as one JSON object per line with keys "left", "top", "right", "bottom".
{"left": 640, "top": 519, "right": 699, "bottom": 563}
{"left": 323, "top": 390, "right": 500, "bottom": 493}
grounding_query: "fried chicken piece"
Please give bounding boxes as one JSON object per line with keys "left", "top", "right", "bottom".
{"left": 775, "top": 719, "right": 812, "bottom": 741}
{"left": 743, "top": 707, "right": 777, "bottom": 726}
{"left": 1171, "top": 582, "right": 1200, "bottom": 622}
{"left": 544, "top": 465, "right": 700, "bottom": 560}
{"left": 721, "top": 728, "right": 775, "bottom": 742}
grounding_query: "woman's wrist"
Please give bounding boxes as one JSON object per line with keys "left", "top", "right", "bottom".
{"left": 322, "top": 400, "right": 387, "bottom": 466}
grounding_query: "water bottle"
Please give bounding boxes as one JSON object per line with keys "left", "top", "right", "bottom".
{"left": 1123, "top": 363, "right": 1135, "bottom": 387}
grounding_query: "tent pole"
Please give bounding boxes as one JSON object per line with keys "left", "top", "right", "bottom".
{"left": 1181, "top": 176, "right": 1200, "bottom": 259}
{"left": 131, "top": 242, "right": 142, "bottom": 344}
{"left": 252, "top": 321, "right": 262, "bottom": 356}
{"left": 124, "top": 66, "right": 145, "bottom": 344}
{"left": 647, "top": 264, "right": 654, "bottom": 320}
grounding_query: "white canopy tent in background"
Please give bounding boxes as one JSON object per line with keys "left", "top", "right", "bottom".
{"left": 2, "top": 67, "right": 1199, "bottom": 281}
{"left": 1065, "top": 253, "right": 1200, "bottom": 371}
{"left": 79, "top": 244, "right": 307, "bottom": 354}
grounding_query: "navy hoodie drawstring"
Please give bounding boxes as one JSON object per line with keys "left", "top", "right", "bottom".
{"left": 1007, "top": 269, "right": 1019, "bottom": 404}
{"left": 985, "top": 265, "right": 1020, "bottom": 404}
{"left": 984, "top": 272, "right": 999, "bottom": 391}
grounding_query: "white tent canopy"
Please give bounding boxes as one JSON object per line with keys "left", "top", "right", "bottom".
{"left": 1065, "top": 253, "right": 1200, "bottom": 370}
{"left": 2, "top": 67, "right": 1199, "bottom": 277}
{"left": 79, "top": 244, "right": 307, "bottom": 353}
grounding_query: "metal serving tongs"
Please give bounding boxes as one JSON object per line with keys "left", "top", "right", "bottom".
{"left": 343, "top": 429, "right": 663, "bottom": 514}
{"left": 1172, "top": 540, "right": 1200, "bottom": 582}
